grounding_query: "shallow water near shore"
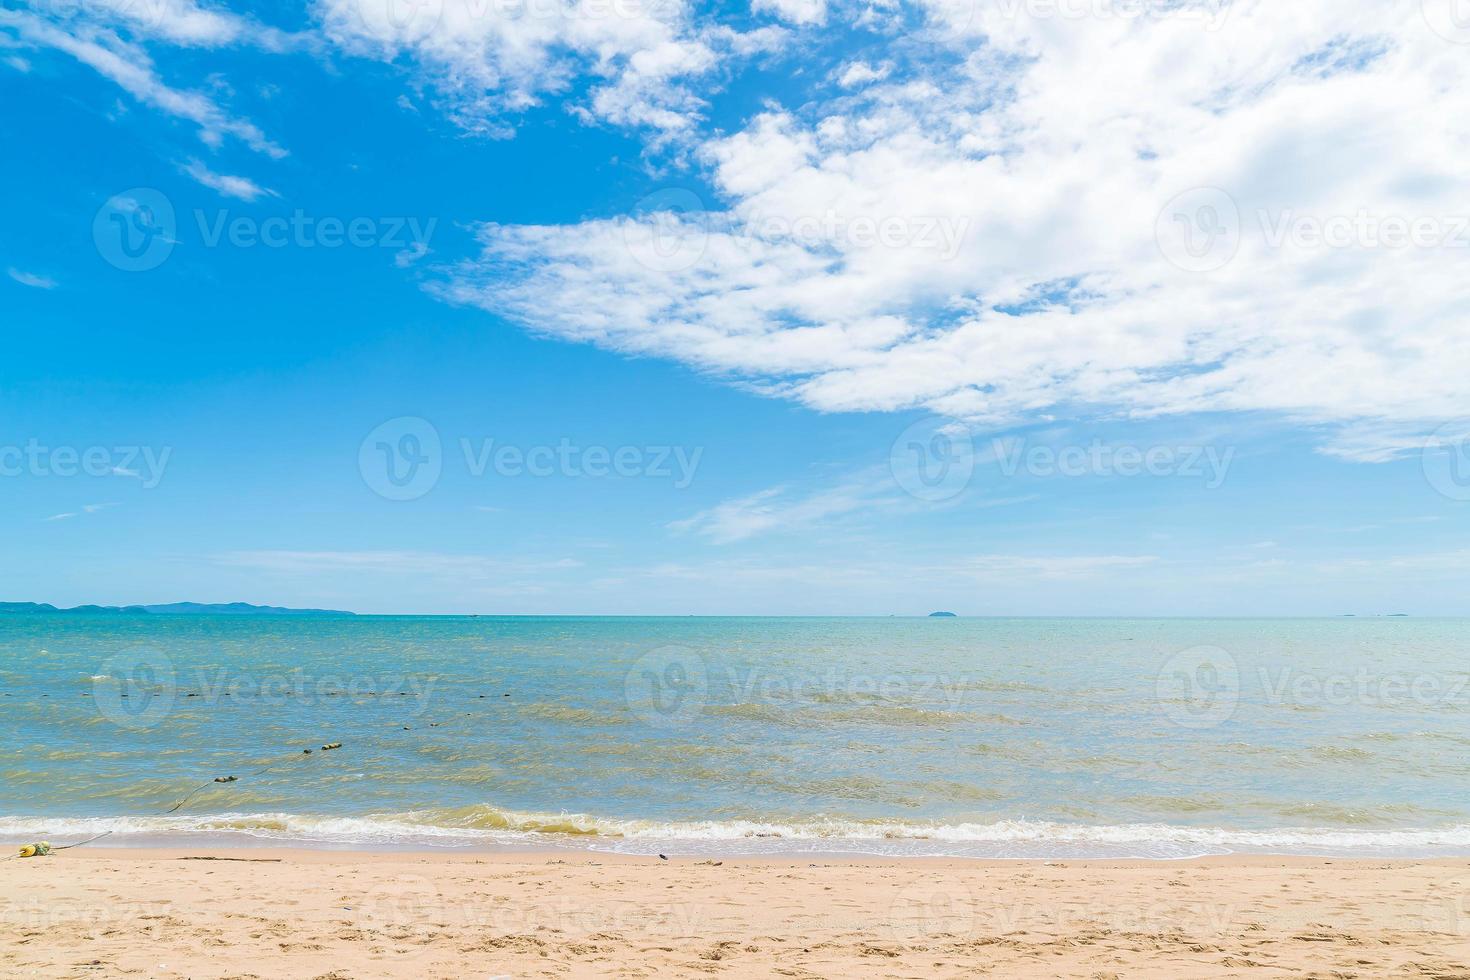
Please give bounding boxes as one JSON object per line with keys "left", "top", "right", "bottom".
{"left": 4, "top": 615, "right": 1469, "bottom": 859}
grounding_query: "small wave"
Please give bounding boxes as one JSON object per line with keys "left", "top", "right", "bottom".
{"left": 837, "top": 705, "right": 972, "bottom": 726}
{"left": 518, "top": 704, "right": 628, "bottom": 726}
{"left": 702, "top": 703, "right": 1014, "bottom": 728}
{"left": 705, "top": 703, "right": 801, "bottom": 725}
{"left": 7, "top": 810, "right": 1470, "bottom": 859}
{"left": 1271, "top": 802, "right": 1444, "bottom": 825}
{"left": 1309, "top": 745, "right": 1376, "bottom": 762}
{"left": 1123, "top": 795, "right": 1230, "bottom": 815}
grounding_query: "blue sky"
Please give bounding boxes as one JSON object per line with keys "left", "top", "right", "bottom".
{"left": 2, "top": 0, "right": 1467, "bottom": 614}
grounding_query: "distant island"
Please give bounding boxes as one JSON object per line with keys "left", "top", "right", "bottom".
{"left": 928, "top": 611, "right": 957, "bottom": 617}
{"left": 0, "top": 601, "right": 355, "bottom": 617}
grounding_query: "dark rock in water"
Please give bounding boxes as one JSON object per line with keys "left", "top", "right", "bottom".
{"left": 928, "top": 611, "right": 958, "bottom": 617}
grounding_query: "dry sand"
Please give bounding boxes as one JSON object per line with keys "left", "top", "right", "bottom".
{"left": 4, "top": 848, "right": 1470, "bottom": 978}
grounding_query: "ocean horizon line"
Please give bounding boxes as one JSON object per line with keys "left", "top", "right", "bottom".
{"left": 1, "top": 606, "right": 1455, "bottom": 620}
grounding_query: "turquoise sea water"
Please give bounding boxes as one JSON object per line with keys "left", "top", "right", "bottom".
{"left": 3, "top": 615, "right": 1470, "bottom": 858}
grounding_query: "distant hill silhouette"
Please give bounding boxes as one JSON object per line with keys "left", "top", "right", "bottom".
{"left": 928, "top": 611, "right": 958, "bottom": 617}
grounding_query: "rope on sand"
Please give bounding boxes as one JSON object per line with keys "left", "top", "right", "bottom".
{"left": 9, "top": 741, "right": 340, "bottom": 859}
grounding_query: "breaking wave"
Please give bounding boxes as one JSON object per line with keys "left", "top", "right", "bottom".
{"left": 6, "top": 807, "right": 1470, "bottom": 859}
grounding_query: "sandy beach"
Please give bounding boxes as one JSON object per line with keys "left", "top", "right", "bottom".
{"left": 3, "top": 849, "right": 1469, "bottom": 978}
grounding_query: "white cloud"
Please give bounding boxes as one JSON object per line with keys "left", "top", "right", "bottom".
{"left": 0, "top": 9, "right": 286, "bottom": 156}
{"left": 395, "top": 241, "right": 431, "bottom": 268}
{"left": 631, "top": 550, "right": 1161, "bottom": 595}
{"left": 7, "top": 267, "right": 57, "bottom": 289}
{"left": 434, "top": 0, "right": 1470, "bottom": 459}
{"left": 214, "top": 550, "right": 583, "bottom": 577}
{"left": 19, "top": 0, "right": 306, "bottom": 49}
{"left": 1313, "top": 549, "right": 1470, "bottom": 575}
{"left": 961, "top": 554, "right": 1160, "bottom": 580}
{"left": 313, "top": 0, "right": 781, "bottom": 137}
{"left": 9, "top": 0, "right": 769, "bottom": 152}
{"left": 836, "top": 59, "right": 889, "bottom": 87}
{"left": 753, "top": 0, "right": 826, "bottom": 26}
{"left": 181, "top": 158, "right": 276, "bottom": 200}
{"left": 669, "top": 477, "right": 896, "bottom": 543}
{"left": 44, "top": 503, "right": 117, "bottom": 522}
{"left": 668, "top": 465, "right": 1035, "bottom": 543}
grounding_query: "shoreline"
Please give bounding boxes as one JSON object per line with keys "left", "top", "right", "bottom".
{"left": 26, "top": 844, "right": 1470, "bottom": 867}
{"left": 5, "top": 848, "right": 1470, "bottom": 977}
{"left": 9, "top": 830, "right": 1470, "bottom": 863}
{"left": 11, "top": 814, "right": 1470, "bottom": 862}
{"left": 15, "top": 835, "right": 1470, "bottom": 862}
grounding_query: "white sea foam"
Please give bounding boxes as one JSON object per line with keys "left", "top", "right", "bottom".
{"left": 6, "top": 810, "right": 1470, "bottom": 859}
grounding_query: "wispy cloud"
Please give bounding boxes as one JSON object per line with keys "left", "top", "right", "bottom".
{"left": 395, "top": 241, "right": 430, "bottom": 268}
{"left": 213, "top": 550, "right": 583, "bottom": 579}
{"left": 669, "top": 477, "right": 898, "bottom": 544}
{"left": 0, "top": 10, "right": 285, "bottom": 156}
{"left": 1312, "top": 550, "right": 1470, "bottom": 575}
{"left": 44, "top": 502, "right": 117, "bottom": 522}
{"left": 962, "top": 554, "right": 1161, "bottom": 581}
{"left": 181, "top": 159, "right": 276, "bottom": 201}
{"left": 8, "top": 267, "right": 57, "bottom": 289}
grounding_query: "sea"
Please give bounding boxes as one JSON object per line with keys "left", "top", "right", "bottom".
{"left": 3, "top": 614, "right": 1469, "bottom": 860}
